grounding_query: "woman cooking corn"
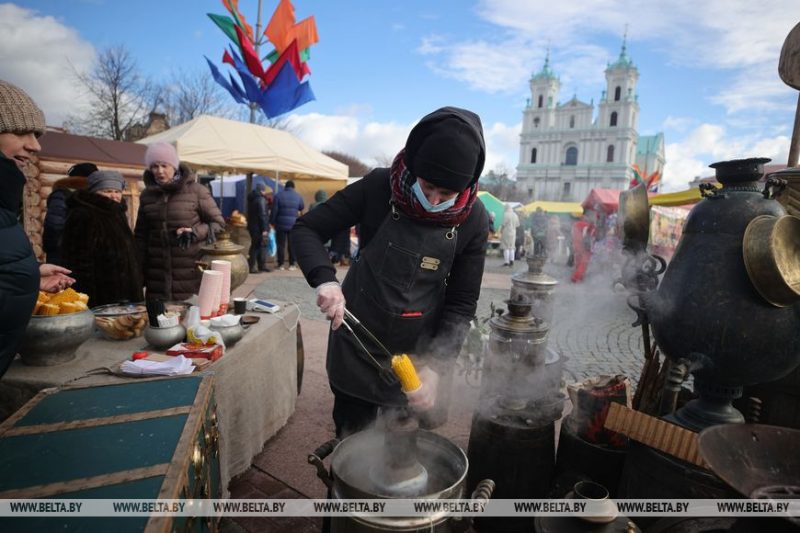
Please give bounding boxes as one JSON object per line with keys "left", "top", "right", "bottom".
{"left": 291, "top": 107, "right": 489, "bottom": 437}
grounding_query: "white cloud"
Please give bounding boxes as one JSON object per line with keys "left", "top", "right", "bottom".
{"left": 662, "top": 123, "right": 790, "bottom": 191}
{"left": 286, "top": 111, "right": 523, "bottom": 179}
{"left": 0, "top": 3, "right": 95, "bottom": 126}
{"left": 285, "top": 112, "right": 411, "bottom": 167}
{"left": 662, "top": 116, "right": 697, "bottom": 133}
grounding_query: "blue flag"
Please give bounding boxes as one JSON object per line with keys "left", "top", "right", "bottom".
{"left": 205, "top": 56, "right": 246, "bottom": 105}
{"left": 259, "top": 61, "right": 315, "bottom": 118}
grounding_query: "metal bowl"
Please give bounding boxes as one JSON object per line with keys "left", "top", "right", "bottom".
{"left": 18, "top": 310, "right": 95, "bottom": 366}
{"left": 743, "top": 214, "right": 800, "bottom": 307}
{"left": 92, "top": 302, "right": 148, "bottom": 340}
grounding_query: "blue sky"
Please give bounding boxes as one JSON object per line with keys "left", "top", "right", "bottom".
{"left": 2, "top": 0, "right": 798, "bottom": 190}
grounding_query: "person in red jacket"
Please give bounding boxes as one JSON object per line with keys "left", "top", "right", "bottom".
{"left": 571, "top": 212, "right": 596, "bottom": 283}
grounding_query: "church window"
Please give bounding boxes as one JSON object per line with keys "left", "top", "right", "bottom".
{"left": 538, "top": 95, "right": 543, "bottom": 108}
{"left": 614, "top": 86, "right": 621, "bottom": 101}
{"left": 569, "top": 116, "right": 575, "bottom": 128}
{"left": 534, "top": 117, "right": 540, "bottom": 128}
{"left": 565, "top": 146, "right": 578, "bottom": 165}
{"left": 607, "top": 145, "right": 615, "bottom": 162}
{"left": 531, "top": 148, "right": 537, "bottom": 163}
{"left": 610, "top": 112, "right": 618, "bottom": 127}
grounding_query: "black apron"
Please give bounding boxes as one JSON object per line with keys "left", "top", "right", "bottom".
{"left": 327, "top": 205, "right": 458, "bottom": 405}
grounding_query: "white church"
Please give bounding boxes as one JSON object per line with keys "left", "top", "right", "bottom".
{"left": 516, "top": 39, "right": 665, "bottom": 202}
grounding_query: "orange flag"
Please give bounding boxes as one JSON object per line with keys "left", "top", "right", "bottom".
{"left": 287, "top": 16, "right": 319, "bottom": 52}
{"left": 265, "top": 0, "right": 296, "bottom": 52}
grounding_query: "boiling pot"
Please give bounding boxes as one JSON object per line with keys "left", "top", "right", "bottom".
{"left": 309, "top": 427, "right": 494, "bottom": 532}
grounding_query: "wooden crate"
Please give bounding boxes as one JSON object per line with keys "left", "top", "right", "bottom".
{"left": 0, "top": 376, "right": 219, "bottom": 532}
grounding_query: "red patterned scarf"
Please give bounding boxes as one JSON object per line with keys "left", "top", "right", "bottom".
{"left": 389, "top": 149, "right": 478, "bottom": 227}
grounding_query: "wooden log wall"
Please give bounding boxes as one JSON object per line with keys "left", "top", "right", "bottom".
{"left": 23, "top": 158, "right": 144, "bottom": 262}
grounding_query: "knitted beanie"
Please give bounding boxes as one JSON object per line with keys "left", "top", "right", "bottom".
{"left": 68, "top": 162, "right": 98, "bottom": 178}
{"left": 0, "top": 80, "right": 46, "bottom": 137}
{"left": 144, "top": 142, "right": 179, "bottom": 170}
{"left": 404, "top": 107, "right": 484, "bottom": 193}
{"left": 88, "top": 170, "right": 126, "bottom": 193}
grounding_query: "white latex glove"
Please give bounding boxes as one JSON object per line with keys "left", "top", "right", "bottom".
{"left": 316, "top": 281, "right": 345, "bottom": 330}
{"left": 404, "top": 366, "right": 439, "bottom": 412}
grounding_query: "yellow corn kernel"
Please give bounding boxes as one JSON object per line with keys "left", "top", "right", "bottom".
{"left": 48, "top": 288, "right": 80, "bottom": 305}
{"left": 391, "top": 354, "right": 421, "bottom": 392}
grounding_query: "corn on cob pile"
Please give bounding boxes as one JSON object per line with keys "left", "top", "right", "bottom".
{"left": 391, "top": 354, "right": 421, "bottom": 392}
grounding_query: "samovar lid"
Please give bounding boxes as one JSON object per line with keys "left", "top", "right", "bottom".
{"left": 201, "top": 230, "right": 244, "bottom": 254}
{"left": 511, "top": 270, "right": 558, "bottom": 287}
{"left": 489, "top": 297, "right": 549, "bottom": 335}
{"left": 710, "top": 157, "right": 771, "bottom": 184}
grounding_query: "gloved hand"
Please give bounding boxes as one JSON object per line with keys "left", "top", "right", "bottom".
{"left": 404, "top": 365, "right": 439, "bottom": 412}
{"left": 316, "top": 281, "right": 345, "bottom": 330}
{"left": 177, "top": 229, "right": 197, "bottom": 250}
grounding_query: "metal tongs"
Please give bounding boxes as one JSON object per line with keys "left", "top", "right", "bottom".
{"left": 341, "top": 308, "right": 398, "bottom": 385}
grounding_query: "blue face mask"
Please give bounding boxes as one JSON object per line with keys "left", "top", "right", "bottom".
{"left": 412, "top": 181, "right": 457, "bottom": 212}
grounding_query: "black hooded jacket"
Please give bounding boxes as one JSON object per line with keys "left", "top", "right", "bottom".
{"left": 0, "top": 156, "right": 39, "bottom": 377}
{"left": 291, "top": 107, "right": 489, "bottom": 367}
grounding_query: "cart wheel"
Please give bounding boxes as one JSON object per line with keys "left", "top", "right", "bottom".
{"left": 296, "top": 321, "right": 305, "bottom": 394}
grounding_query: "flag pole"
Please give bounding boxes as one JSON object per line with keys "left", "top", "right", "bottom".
{"left": 247, "top": 0, "right": 265, "bottom": 199}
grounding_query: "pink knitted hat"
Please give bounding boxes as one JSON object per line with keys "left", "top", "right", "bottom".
{"left": 144, "top": 142, "right": 179, "bottom": 170}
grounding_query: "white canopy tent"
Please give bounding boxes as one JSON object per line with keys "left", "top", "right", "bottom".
{"left": 137, "top": 114, "right": 348, "bottom": 208}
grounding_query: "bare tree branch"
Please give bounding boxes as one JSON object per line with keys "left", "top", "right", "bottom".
{"left": 66, "top": 45, "right": 157, "bottom": 140}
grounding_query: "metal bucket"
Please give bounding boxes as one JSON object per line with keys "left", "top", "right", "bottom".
{"left": 309, "top": 428, "right": 494, "bottom": 532}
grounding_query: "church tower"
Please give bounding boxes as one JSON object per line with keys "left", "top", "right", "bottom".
{"left": 515, "top": 35, "right": 661, "bottom": 202}
{"left": 597, "top": 33, "right": 640, "bottom": 166}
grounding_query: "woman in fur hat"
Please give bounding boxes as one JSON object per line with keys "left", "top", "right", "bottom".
{"left": 61, "top": 170, "right": 143, "bottom": 307}
{"left": 134, "top": 142, "right": 225, "bottom": 301}
{"left": 0, "top": 80, "right": 75, "bottom": 377}
{"left": 291, "top": 107, "right": 489, "bottom": 437}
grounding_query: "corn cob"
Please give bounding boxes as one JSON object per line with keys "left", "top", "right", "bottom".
{"left": 391, "top": 354, "right": 421, "bottom": 392}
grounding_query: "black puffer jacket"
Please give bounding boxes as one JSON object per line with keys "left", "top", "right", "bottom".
{"left": 134, "top": 163, "right": 225, "bottom": 300}
{"left": 0, "top": 156, "right": 39, "bottom": 377}
{"left": 61, "top": 190, "right": 143, "bottom": 307}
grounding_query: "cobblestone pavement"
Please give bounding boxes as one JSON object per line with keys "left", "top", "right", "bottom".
{"left": 254, "top": 252, "right": 645, "bottom": 386}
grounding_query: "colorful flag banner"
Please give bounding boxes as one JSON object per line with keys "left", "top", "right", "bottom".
{"left": 265, "top": 0, "right": 296, "bottom": 52}
{"left": 260, "top": 61, "right": 315, "bottom": 118}
{"left": 234, "top": 25, "right": 265, "bottom": 80}
{"left": 262, "top": 40, "right": 310, "bottom": 86}
{"left": 205, "top": 56, "right": 246, "bottom": 104}
{"left": 222, "top": 0, "right": 254, "bottom": 43}
{"left": 207, "top": 13, "right": 240, "bottom": 47}
{"left": 265, "top": 46, "right": 311, "bottom": 64}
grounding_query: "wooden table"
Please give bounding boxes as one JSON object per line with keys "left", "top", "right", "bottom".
{"left": 0, "top": 303, "right": 300, "bottom": 495}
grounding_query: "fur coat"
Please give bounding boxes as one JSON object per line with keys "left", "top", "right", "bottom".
{"left": 61, "top": 190, "right": 144, "bottom": 307}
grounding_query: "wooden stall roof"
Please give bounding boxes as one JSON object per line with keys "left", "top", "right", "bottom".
{"left": 38, "top": 131, "right": 147, "bottom": 169}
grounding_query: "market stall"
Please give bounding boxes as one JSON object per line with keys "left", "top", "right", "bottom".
{"left": 137, "top": 115, "right": 348, "bottom": 208}
{"left": 0, "top": 302, "right": 300, "bottom": 495}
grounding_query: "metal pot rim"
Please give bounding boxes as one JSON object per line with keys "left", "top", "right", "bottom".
{"left": 743, "top": 214, "right": 800, "bottom": 307}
